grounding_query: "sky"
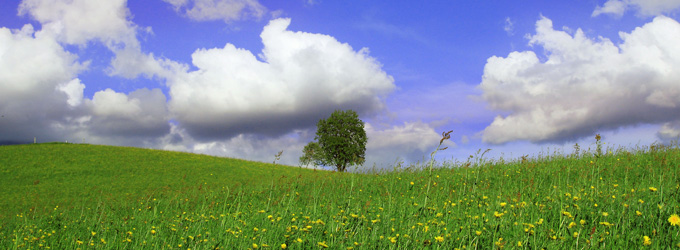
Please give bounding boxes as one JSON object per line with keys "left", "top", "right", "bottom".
{"left": 1, "top": 0, "right": 680, "bottom": 170}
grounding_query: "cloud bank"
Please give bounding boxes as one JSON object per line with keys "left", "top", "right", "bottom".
{"left": 0, "top": 24, "right": 86, "bottom": 144}
{"left": 479, "top": 16, "right": 680, "bottom": 144}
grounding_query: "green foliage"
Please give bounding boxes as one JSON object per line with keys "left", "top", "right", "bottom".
{"left": 304, "top": 109, "right": 367, "bottom": 172}
{"left": 299, "top": 141, "right": 325, "bottom": 167}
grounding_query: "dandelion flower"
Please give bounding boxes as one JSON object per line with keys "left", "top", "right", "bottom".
{"left": 281, "top": 243, "right": 287, "bottom": 249}
{"left": 636, "top": 211, "right": 642, "bottom": 216}
{"left": 669, "top": 214, "right": 680, "bottom": 226}
{"left": 643, "top": 236, "right": 651, "bottom": 246}
{"left": 318, "top": 241, "right": 329, "bottom": 248}
{"left": 435, "top": 236, "right": 444, "bottom": 242}
{"left": 649, "top": 187, "right": 657, "bottom": 192}
{"left": 599, "top": 221, "right": 613, "bottom": 227}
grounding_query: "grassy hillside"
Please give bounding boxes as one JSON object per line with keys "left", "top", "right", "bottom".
{"left": 1, "top": 141, "right": 680, "bottom": 249}
{"left": 0, "top": 143, "right": 319, "bottom": 218}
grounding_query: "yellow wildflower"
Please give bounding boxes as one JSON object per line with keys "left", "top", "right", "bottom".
{"left": 599, "top": 222, "right": 613, "bottom": 227}
{"left": 643, "top": 236, "right": 651, "bottom": 246}
{"left": 669, "top": 214, "right": 680, "bottom": 226}
{"left": 318, "top": 241, "right": 329, "bottom": 248}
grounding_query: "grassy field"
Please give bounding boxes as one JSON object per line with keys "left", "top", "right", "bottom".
{"left": 1, "top": 140, "right": 679, "bottom": 249}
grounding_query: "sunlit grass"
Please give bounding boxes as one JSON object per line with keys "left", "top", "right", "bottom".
{"left": 1, "top": 139, "right": 679, "bottom": 249}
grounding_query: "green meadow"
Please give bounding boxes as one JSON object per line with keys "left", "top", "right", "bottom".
{"left": 1, "top": 140, "right": 679, "bottom": 249}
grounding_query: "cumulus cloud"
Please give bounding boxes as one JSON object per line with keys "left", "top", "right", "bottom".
{"left": 19, "top": 0, "right": 181, "bottom": 80}
{"left": 479, "top": 16, "right": 680, "bottom": 144}
{"left": 163, "top": 0, "right": 266, "bottom": 23}
{"left": 85, "top": 88, "right": 170, "bottom": 137}
{"left": 592, "top": 0, "right": 628, "bottom": 17}
{"left": 168, "top": 18, "right": 395, "bottom": 140}
{"left": 364, "top": 122, "right": 453, "bottom": 167}
{"left": 0, "top": 18, "right": 170, "bottom": 144}
{"left": 18, "top": 0, "right": 137, "bottom": 46}
{"left": 0, "top": 24, "right": 86, "bottom": 143}
{"left": 58, "top": 79, "right": 86, "bottom": 107}
{"left": 107, "top": 46, "right": 187, "bottom": 80}
{"left": 593, "top": 0, "right": 680, "bottom": 17}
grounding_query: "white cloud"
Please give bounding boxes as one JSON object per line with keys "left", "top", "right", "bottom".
{"left": 168, "top": 18, "right": 395, "bottom": 140}
{"left": 479, "top": 16, "right": 680, "bottom": 144}
{"left": 593, "top": 0, "right": 680, "bottom": 17}
{"left": 86, "top": 88, "right": 170, "bottom": 137}
{"left": 364, "top": 122, "right": 453, "bottom": 168}
{"left": 504, "top": 17, "right": 515, "bottom": 36}
{"left": 593, "top": 0, "right": 628, "bottom": 17}
{"left": 107, "top": 46, "right": 187, "bottom": 80}
{"left": 163, "top": 0, "right": 266, "bottom": 23}
{"left": 18, "top": 0, "right": 137, "bottom": 46}
{"left": 58, "top": 78, "right": 86, "bottom": 107}
{"left": 91, "top": 89, "right": 143, "bottom": 117}
{"left": 0, "top": 25, "right": 85, "bottom": 100}
{"left": 19, "top": 0, "right": 180, "bottom": 80}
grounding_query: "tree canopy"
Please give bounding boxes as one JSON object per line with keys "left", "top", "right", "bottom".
{"left": 299, "top": 110, "right": 367, "bottom": 172}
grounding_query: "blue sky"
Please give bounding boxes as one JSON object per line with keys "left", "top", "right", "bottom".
{"left": 1, "top": 0, "right": 680, "bottom": 169}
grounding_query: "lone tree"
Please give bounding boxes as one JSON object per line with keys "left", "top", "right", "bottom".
{"left": 300, "top": 110, "right": 367, "bottom": 172}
